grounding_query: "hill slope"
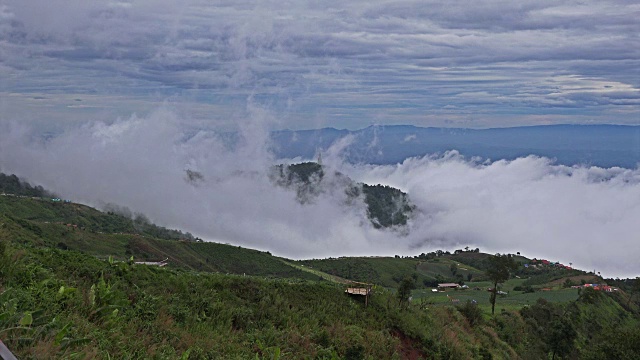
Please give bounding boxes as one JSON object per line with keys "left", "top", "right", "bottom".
{"left": 0, "top": 194, "right": 316, "bottom": 280}
{"left": 2, "top": 228, "right": 639, "bottom": 359}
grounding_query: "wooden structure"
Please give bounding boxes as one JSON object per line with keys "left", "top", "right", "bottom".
{"left": 134, "top": 257, "right": 169, "bottom": 267}
{"left": 437, "top": 283, "right": 460, "bottom": 290}
{"left": 344, "top": 281, "right": 373, "bottom": 307}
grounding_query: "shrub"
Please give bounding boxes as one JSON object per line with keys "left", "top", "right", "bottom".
{"left": 513, "top": 285, "right": 535, "bottom": 293}
{"left": 456, "top": 300, "right": 482, "bottom": 327}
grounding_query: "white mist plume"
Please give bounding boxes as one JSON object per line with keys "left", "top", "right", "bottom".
{"left": 1, "top": 109, "right": 640, "bottom": 278}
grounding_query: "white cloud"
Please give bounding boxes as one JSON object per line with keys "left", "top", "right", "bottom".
{"left": 1, "top": 110, "right": 640, "bottom": 278}
{"left": 403, "top": 134, "right": 416, "bottom": 142}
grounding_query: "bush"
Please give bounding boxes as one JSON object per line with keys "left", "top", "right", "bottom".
{"left": 0, "top": 239, "right": 7, "bottom": 279}
{"left": 579, "top": 287, "right": 602, "bottom": 304}
{"left": 513, "top": 285, "right": 535, "bottom": 293}
{"left": 457, "top": 300, "right": 482, "bottom": 327}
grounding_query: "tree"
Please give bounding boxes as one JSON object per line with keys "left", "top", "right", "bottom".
{"left": 485, "top": 253, "right": 518, "bottom": 314}
{"left": 627, "top": 277, "right": 640, "bottom": 308}
{"left": 397, "top": 277, "right": 415, "bottom": 309}
{"left": 548, "top": 318, "right": 576, "bottom": 359}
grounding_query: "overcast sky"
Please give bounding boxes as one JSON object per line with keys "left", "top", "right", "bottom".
{"left": 1, "top": 0, "right": 639, "bottom": 130}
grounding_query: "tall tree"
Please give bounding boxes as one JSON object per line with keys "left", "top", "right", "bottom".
{"left": 485, "top": 253, "right": 518, "bottom": 314}
{"left": 548, "top": 318, "right": 576, "bottom": 359}
{"left": 397, "top": 276, "right": 415, "bottom": 309}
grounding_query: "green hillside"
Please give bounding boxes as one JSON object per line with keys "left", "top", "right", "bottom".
{"left": 2, "top": 233, "right": 639, "bottom": 359}
{"left": 0, "top": 173, "right": 54, "bottom": 198}
{"left": 1, "top": 173, "right": 639, "bottom": 359}
{"left": 0, "top": 195, "right": 194, "bottom": 241}
{"left": 299, "top": 254, "right": 488, "bottom": 289}
{"left": 0, "top": 195, "right": 316, "bottom": 280}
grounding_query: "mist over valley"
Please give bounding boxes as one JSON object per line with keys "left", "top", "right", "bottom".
{"left": 2, "top": 113, "right": 640, "bottom": 278}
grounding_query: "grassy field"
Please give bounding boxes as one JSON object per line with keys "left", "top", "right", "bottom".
{"left": 298, "top": 255, "right": 488, "bottom": 289}
{"left": 416, "top": 257, "right": 485, "bottom": 280}
{"left": 0, "top": 200, "right": 318, "bottom": 280}
{"left": 412, "top": 278, "right": 581, "bottom": 313}
{"left": 0, "top": 196, "right": 135, "bottom": 233}
{"left": 282, "top": 260, "right": 350, "bottom": 283}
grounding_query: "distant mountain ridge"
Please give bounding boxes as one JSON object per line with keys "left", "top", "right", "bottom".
{"left": 270, "top": 124, "right": 640, "bottom": 168}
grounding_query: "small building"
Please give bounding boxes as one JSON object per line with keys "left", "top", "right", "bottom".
{"left": 438, "top": 283, "right": 460, "bottom": 290}
{"left": 590, "top": 284, "right": 613, "bottom": 292}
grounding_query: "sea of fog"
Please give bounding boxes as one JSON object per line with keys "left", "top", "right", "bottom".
{"left": 1, "top": 109, "right": 639, "bottom": 278}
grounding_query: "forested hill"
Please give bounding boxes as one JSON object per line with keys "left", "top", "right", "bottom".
{"left": 0, "top": 172, "right": 54, "bottom": 198}
{"left": 271, "top": 162, "right": 414, "bottom": 228}
{"left": 0, "top": 171, "right": 198, "bottom": 242}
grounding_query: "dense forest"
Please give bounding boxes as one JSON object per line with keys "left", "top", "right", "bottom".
{"left": 271, "top": 162, "right": 414, "bottom": 228}
{"left": 0, "top": 172, "right": 54, "bottom": 198}
{"left": 360, "top": 184, "right": 414, "bottom": 228}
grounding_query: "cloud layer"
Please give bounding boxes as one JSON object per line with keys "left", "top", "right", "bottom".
{"left": 1, "top": 111, "right": 640, "bottom": 278}
{"left": 1, "top": 0, "right": 639, "bottom": 129}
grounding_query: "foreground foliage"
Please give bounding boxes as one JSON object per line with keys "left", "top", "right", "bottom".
{"left": 0, "top": 241, "right": 507, "bottom": 359}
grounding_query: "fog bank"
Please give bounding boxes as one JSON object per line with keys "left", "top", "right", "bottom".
{"left": 1, "top": 110, "right": 639, "bottom": 278}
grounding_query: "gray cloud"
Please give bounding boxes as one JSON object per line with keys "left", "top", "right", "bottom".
{"left": 1, "top": 0, "right": 639, "bottom": 129}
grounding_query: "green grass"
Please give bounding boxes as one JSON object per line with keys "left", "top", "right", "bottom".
{"left": 298, "top": 256, "right": 487, "bottom": 289}
{"left": 0, "top": 197, "right": 317, "bottom": 280}
{"left": 417, "top": 258, "right": 485, "bottom": 280}
{"left": 411, "top": 278, "right": 581, "bottom": 313}
{"left": 282, "top": 261, "right": 349, "bottom": 283}
{"left": 0, "top": 196, "right": 135, "bottom": 233}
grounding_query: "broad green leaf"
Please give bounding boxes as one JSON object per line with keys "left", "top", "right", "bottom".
{"left": 19, "top": 312, "right": 33, "bottom": 327}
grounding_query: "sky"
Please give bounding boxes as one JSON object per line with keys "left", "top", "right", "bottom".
{"left": 1, "top": 0, "right": 639, "bottom": 130}
{"left": 1, "top": 1, "right": 640, "bottom": 278}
